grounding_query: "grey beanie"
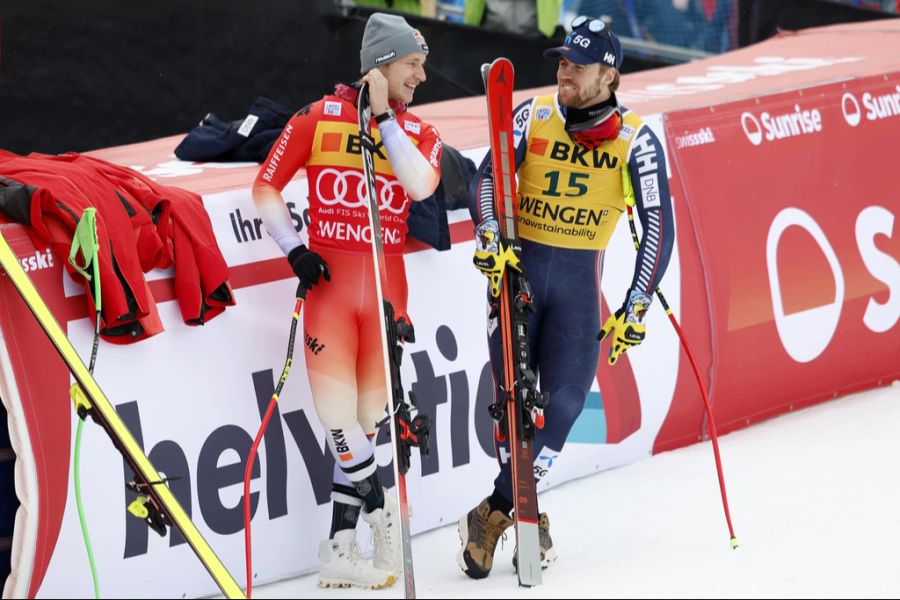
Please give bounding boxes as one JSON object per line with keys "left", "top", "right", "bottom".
{"left": 360, "top": 13, "right": 429, "bottom": 74}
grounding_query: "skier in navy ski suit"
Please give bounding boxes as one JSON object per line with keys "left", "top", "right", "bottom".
{"left": 458, "top": 16, "right": 674, "bottom": 580}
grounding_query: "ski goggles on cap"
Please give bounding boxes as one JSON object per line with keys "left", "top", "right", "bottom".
{"left": 543, "top": 16, "right": 623, "bottom": 69}
{"left": 571, "top": 15, "right": 604, "bottom": 31}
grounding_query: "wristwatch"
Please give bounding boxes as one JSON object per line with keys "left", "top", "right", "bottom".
{"left": 374, "top": 108, "right": 395, "bottom": 125}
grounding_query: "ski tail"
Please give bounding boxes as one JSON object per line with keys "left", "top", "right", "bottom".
{"left": 482, "top": 57, "right": 547, "bottom": 587}
{"left": 0, "top": 231, "right": 245, "bottom": 599}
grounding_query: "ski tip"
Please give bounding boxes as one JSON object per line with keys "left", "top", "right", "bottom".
{"left": 481, "top": 58, "right": 516, "bottom": 93}
{"left": 487, "top": 58, "right": 515, "bottom": 89}
{"left": 730, "top": 536, "right": 740, "bottom": 550}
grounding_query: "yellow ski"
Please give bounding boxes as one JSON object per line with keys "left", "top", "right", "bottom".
{"left": 0, "top": 230, "right": 245, "bottom": 599}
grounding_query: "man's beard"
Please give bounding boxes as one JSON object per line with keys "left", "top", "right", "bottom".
{"left": 560, "top": 77, "right": 605, "bottom": 109}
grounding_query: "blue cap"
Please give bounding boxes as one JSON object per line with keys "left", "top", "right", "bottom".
{"left": 543, "top": 16, "right": 623, "bottom": 70}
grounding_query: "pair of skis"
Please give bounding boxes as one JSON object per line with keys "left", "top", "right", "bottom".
{"left": 0, "top": 230, "right": 245, "bottom": 599}
{"left": 481, "top": 58, "right": 548, "bottom": 587}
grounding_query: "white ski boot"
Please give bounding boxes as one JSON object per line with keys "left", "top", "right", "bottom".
{"left": 318, "top": 529, "right": 396, "bottom": 589}
{"left": 362, "top": 489, "right": 402, "bottom": 574}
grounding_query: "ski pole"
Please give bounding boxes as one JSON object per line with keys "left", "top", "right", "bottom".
{"left": 68, "top": 208, "right": 102, "bottom": 597}
{"left": 243, "top": 284, "right": 305, "bottom": 597}
{"left": 625, "top": 205, "right": 738, "bottom": 548}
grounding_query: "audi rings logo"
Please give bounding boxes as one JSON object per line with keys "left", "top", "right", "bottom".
{"left": 841, "top": 92, "right": 861, "bottom": 127}
{"left": 741, "top": 112, "right": 763, "bottom": 146}
{"left": 315, "top": 168, "right": 409, "bottom": 214}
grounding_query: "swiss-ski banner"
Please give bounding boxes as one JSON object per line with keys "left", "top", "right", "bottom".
{"left": 663, "top": 72, "right": 900, "bottom": 430}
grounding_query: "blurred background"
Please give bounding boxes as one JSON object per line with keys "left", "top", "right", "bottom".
{"left": 0, "top": 0, "right": 897, "bottom": 155}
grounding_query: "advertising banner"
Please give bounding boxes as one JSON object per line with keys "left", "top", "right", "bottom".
{"left": 663, "top": 72, "right": 900, "bottom": 431}
{"left": 1, "top": 127, "right": 685, "bottom": 596}
{"left": 5, "top": 68, "right": 898, "bottom": 597}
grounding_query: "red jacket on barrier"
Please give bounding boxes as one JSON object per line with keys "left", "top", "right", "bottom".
{"left": 73, "top": 154, "right": 235, "bottom": 324}
{"left": 0, "top": 151, "right": 160, "bottom": 341}
{"left": 0, "top": 151, "right": 235, "bottom": 340}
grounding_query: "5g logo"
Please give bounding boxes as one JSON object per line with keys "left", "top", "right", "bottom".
{"left": 571, "top": 34, "right": 591, "bottom": 48}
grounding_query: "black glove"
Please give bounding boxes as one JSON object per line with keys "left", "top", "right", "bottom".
{"left": 396, "top": 316, "right": 415, "bottom": 343}
{"left": 287, "top": 245, "right": 330, "bottom": 290}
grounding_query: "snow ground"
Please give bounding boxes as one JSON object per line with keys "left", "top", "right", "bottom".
{"left": 239, "top": 382, "right": 900, "bottom": 599}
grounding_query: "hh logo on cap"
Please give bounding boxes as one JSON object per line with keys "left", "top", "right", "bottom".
{"left": 603, "top": 52, "right": 615, "bottom": 65}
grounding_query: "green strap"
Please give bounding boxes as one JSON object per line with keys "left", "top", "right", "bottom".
{"left": 68, "top": 207, "right": 101, "bottom": 312}
{"left": 69, "top": 208, "right": 101, "bottom": 599}
{"left": 74, "top": 419, "right": 100, "bottom": 598}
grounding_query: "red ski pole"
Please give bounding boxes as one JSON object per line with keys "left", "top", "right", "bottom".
{"left": 243, "top": 284, "right": 306, "bottom": 596}
{"left": 625, "top": 206, "right": 738, "bottom": 548}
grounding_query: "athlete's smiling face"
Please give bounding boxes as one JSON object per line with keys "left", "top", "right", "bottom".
{"left": 556, "top": 57, "right": 615, "bottom": 108}
{"left": 382, "top": 52, "right": 427, "bottom": 104}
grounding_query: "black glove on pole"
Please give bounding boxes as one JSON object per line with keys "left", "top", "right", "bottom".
{"left": 287, "top": 244, "right": 330, "bottom": 290}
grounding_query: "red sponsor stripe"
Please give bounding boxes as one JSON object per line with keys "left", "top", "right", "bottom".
{"left": 320, "top": 132, "right": 342, "bottom": 153}
{"left": 529, "top": 137, "right": 548, "bottom": 156}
